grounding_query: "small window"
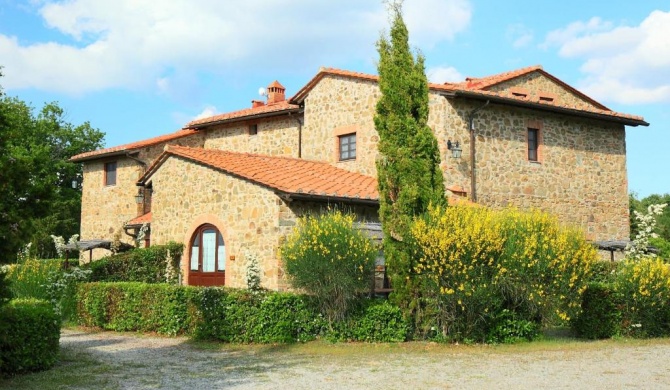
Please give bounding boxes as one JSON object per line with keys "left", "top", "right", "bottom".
{"left": 528, "top": 128, "right": 539, "bottom": 162}
{"left": 248, "top": 124, "right": 258, "bottom": 136}
{"left": 339, "top": 133, "right": 356, "bottom": 161}
{"left": 539, "top": 96, "right": 554, "bottom": 103}
{"left": 512, "top": 92, "right": 527, "bottom": 98}
{"left": 104, "top": 161, "right": 117, "bottom": 186}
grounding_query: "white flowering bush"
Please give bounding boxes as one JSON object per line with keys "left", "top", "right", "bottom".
{"left": 45, "top": 266, "right": 91, "bottom": 318}
{"left": 245, "top": 251, "right": 262, "bottom": 291}
{"left": 626, "top": 203, "right": 668, "bottom": 261}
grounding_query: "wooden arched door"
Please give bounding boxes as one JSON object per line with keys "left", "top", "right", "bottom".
{"left": 188, "top": 224, "right": 226, "bottom": 286}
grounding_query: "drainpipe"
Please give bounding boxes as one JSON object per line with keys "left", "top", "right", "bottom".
{"left": 467, "top": 100, "right": 490, "bottom": 202}
{"left": 290, "top": 111, "right": 304, "bottom": 158}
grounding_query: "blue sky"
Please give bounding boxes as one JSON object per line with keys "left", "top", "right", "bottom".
{"left": 1, "top": 0, "right": 668, "bottom": 197}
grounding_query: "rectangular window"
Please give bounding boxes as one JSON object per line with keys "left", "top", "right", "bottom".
{"left": 104, "top": 161, "right": 117, "bottom": 186}
{"left": 528, "top": 128, "right": 539, "bottom": 162}
{"left": 248, "top": 124, "right": 258, "bottom": 136}
{"left": 339, "top": 133, "right": 356, "bottom": 161}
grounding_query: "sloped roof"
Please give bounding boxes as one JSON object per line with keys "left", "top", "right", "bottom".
{"left": 126, "top": 212, "right": 152, "bottom": 227}
{"left": 185, "top": 100, "right": 300, "bottom": 129}
{"left": 139, "top": 145, "right": 378, "bottom": 203}
{"left": 290, "top": 67, "right": 647, "bottom": 126}
{"left": 70, "top": 129, "right": 199, "bottom": 162}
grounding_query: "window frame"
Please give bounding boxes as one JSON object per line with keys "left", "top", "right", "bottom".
{"left": 527, "top": 128, "right": 540, "bottom": 162}
{"left": 189, "top": 224, "right": 226, "bottom": 274}
{"left": 248, "top": 123, "right": 258, "bottom": 136}
{"left": 104, "top": 161, "right": 117, "bottom": 186}
{"left": 338, "top": 133, "right": 357, "bottom": 161}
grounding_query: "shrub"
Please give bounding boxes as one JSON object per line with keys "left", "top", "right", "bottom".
{"left": 281, "top": 210, "right": 377, "bottom": 323}
{"left": 0, "top": 299, "right": 60, "bottom": 376}
{"left": 6, "top": 259, "right": 64, "bottom": 300}
{"left": 614, "top": 258, "right": 670, "bottom": 337}
{"left": 351, "top": 300, "right": 408, "bottom": 342}
{"left": 410, "top": 205, "right": 598, "bottom": 342}
{"left": 77, "top": 282, "right": 198, "bottom": 336}
{"left": 589, "top": 261, "right": 621, "bottom": 284}
{"left": 572, "top": 283, "right": 622, "bottom": 339}
{"left": 0, "top": 266, "right": 12, "bottom": 306}
{"left": 486, "top": 309, "right": 541, "bottom": 344}
{"left": 86, "top": 242, "right": 183, "bottom": 284}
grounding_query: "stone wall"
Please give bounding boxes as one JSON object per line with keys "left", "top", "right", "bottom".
{"left": 301, "top": 75, "right": 629, "bottom": 241}
{"left": 203, "top": 116, "right": 300, "bottom": 157}
{"left": 78, "top": 132, "right": 205, "bottom": 261}
{"left": 487, "top": 72, "right": 601, "bottom": 111}
{"left": 149, "top": 156, "right": 283, "bottom": 289}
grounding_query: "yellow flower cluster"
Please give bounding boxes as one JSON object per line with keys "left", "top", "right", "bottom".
{"left": 617, "top": 258, "right": 670, "bottom": 308}
{"left": 410, "top": 205, "right": 598, "bottom": 324}
{"left": 6, "top": 259, "right": 63, "bottom": 299}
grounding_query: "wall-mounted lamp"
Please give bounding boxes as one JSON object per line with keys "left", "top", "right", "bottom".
{"left": 447, "top": 140, "right": 462, "bottom": 159}
{"left": 134, "top": 188, "right": 145, "bottom": 204}
{"left": 71, "top": 180, "right": 78, "bottom": 189}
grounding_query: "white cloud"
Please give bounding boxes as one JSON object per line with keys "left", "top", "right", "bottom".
{"left": 427, "top": 66, "right": 464, "bottom": 83}
{"left": 542, "top": 11, "right": 670, "bottom": 104}
{"left": 193, "top": 105, "right": 218, "bottom": 120}
{"left": 0, "top": 0, "right": 472, "bottom": 95}
{"left": 506, "top": 23, "right": 533, "bottom": 49}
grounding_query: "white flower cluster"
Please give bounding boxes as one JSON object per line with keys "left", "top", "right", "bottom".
{"left": 16, "top": 242, "right": 33, "bottom": 263}
{"left": 626, "top": 203, "right": 668, "bottom": 261}
{"left": 45, "top": 266, "right": 91, "bottom": 317}
{"left": 245, "top": 251, "right": 262, "bottom": 291}
{"left": 50, "top": 235, "right": 66, "bottom": 258}
{"left": 164, "top": 249, "right": 181, "bottom": 284}
{"left": 136, "top": 222, "right": 149, "bottom": 245}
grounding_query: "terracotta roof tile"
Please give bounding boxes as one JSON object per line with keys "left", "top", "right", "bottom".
{"left": 291, "top": 66, "right": 646, "bottom": 126}
{"left": 142, "top": 146, "right": 378, "bottom": 202}
{"left": 70, "top": 129, "right": 199, "bottom": 162}
{"left": 186, "top": 100, "right": 299, "bottom": 128}
{"left": 126, "top": 212, "right": 152, "bottom": 226}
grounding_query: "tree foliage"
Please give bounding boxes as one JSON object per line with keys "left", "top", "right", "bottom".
{"left": 0, "top": 72, "right": 105, "bottom": 261}
{"left": 374, "top": 2, "right": 446, "bottom": 317}
{"left": 630, "top": 192, "right": 670, "bottom": 259}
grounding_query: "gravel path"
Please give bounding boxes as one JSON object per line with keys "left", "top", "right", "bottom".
{"left": 60, "top": 328, "right": 670, "bottom": 389}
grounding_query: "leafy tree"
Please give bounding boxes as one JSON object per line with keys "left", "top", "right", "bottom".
{"left": 373, "top": 2, "right": 446, "bottom": 326}
{"left": 0, "top": 72, "right": 105, "bottom": 261}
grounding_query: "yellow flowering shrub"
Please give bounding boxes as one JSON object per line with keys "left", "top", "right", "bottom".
{"left": 281, "top": 210, "right": 377, "bottom": 323}
{"left": 615, "top": 258, "right": 670, "bottom": 337}
{"left": 410, "top": 205, "right": 598, "bottom": 342}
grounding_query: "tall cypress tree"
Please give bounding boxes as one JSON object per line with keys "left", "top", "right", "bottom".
{"left": 374, "top": 2, "right": 446, "bottom": 324}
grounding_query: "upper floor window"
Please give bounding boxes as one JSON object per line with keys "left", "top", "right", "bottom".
{"left": 339, "top": 133, "right": 356, "bottom": 161}
{"left": 528, "top": 128, "right": 539, "bottom": 162}
{"left": 248, "top": 124, "right": 258, "bottom": 136}
{"left": 104, "top": 161, "right": 117, "bottom": 186}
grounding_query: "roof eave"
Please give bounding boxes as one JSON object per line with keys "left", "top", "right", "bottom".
{"left": 443, "top": 91, "right": 649, "bottom": 127}
{"left": 70, "top": 149, "right": 140, "bottom": 163}
{"left": 185, "top": 107, "right": 303, "bottom": 130}
{"left": 282, "top": 192, "right": 380, "bottom": 206}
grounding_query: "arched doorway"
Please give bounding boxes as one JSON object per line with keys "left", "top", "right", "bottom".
{"left": 188, "top": 224, "right": 226, "bottom": 286}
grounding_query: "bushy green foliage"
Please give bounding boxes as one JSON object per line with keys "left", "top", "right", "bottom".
{"left": 410, "top": 205, "right": 598, "bottom": 342}
{"left": 589, "top": 261, "right": 621, "bottom": 283}
{"left": 77, "top": 282, "right": 198, "bottom": 336}
{"left": 5, "top": 259, "right": 64, "bottom": 300}
{"left": 614, "top": 258, "right": 670, "bottom": 337}
{"left": 650, "top": 237, "right": 670, "bottom": 260}
{"left": 350, "top": 300, "right": 408, "bottom": 342}
{"left": 630, "top": 193, "right": 670, "bottom": 243}
{"left": 86, "top": 242, "right": 183, "bottom": 284}
{"left": 281, "top": 210, "right": 377, "bottom": 323}
{"left": 572, "top": 283, "right": 622, "bottom": 339}
{"left": 486, "top": 309, "right": 541, "bottom": 344}
{"left": 0, "top": 267, "right": 12, "bottom": 306}
{"left": 374, "top": 3, "right": 446, "bottom": 321}
{"left": 0, "top": 299, "right": 60, "bottom": 376}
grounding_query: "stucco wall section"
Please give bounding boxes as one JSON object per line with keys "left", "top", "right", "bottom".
{"left": 203, "top": 116, "right": 300, "bottom": 157}
{"left": 487, "top": 73, "right": 601, "bottom": 111}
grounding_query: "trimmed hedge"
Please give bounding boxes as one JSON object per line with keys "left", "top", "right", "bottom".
{"left": 76, "top": 282, "right": 409, "bottom": 343}
{"left": 572, "top": 283, "right": 622, "bottom": 339}
{"left": 86, "top": 242, "right": 183, "bottom": 284}
{"left": 0, "top": 299, "right": 60, "bottom": 376}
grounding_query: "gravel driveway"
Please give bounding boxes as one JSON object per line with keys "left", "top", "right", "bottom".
{"left": 59, "top": 328, "right": 670, "bottom": 389}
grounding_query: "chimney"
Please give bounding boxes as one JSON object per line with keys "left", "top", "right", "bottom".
{"left": 267, "top": 80, "right": 286, "bottom": 104}
{"left": 251, "top": 100, "right": 265, "bottom": 108}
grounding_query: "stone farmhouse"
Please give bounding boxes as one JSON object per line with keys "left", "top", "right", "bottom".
{"left": 70, "top": 65, "right": 648, "bottom": 290}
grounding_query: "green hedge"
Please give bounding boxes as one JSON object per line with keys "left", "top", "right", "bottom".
{"left": 86, "top": 242, "right": 183, "bottom": 284}
{"left": 572, "top": 283, "right": 622, "bottom": 339}
{"left": 76, "top": 282, "right": 408, "bottom": 343}
{"left": 0, "top": 299, "right": 60, "bottom": 376}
